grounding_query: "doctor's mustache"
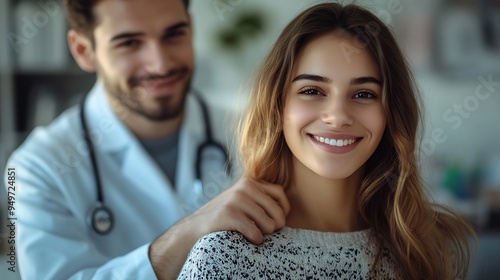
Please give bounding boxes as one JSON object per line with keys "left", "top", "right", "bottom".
{"left": 128, "top": 67, "right": 190, "bottom": 89}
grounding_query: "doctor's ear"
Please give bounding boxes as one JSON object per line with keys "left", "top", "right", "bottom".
{"left": 68, "top": 29, "right": 97, "bottom": 73}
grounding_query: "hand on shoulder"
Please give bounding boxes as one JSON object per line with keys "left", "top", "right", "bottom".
{"left": 149, "top": 176, "right": 289, "bottom": 278}
{"left": 188, "top": 176, "right": 290, "bottom": 244}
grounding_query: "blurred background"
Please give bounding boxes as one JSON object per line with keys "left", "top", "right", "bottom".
{"left": 1, "top": 0, "right": 499, "bottom": 279}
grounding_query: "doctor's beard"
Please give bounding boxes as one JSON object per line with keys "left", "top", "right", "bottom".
{"left": 101, "top": 67, "right": 192, "bottom": 122}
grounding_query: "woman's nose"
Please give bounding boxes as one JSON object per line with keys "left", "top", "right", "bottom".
{"left": 320, "top": 98, "right": 354, "bottom": 128}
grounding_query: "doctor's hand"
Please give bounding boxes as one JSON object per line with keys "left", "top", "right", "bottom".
{"left": 191, "top": 176, "right": 290, "bottom": 244}
{"left": 148, "top": 177, "right": 289, "bottom": 279}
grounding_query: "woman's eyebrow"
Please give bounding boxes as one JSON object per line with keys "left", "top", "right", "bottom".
{"left": 292, "top": 74, "right": 332, "bottom": 83}
{"left": 292, "top": 74, "right": 382, "bottom": 86}
{"left": 350, "top": 76, "right": 382, "bottom": 86}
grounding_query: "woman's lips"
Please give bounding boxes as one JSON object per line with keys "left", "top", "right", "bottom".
{"left": 311, "top": 134, "right": 360, "bottom": 147}
{"left": 308, "top": 133, "right": 362, "bottom": 154}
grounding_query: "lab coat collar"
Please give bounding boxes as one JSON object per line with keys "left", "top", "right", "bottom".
{"left": 85, "top": 81, "right": 132, "bottom": 153}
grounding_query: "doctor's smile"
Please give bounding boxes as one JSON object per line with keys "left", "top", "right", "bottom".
{"left": 132, "top": 68, "right": 189, "bottom": 97}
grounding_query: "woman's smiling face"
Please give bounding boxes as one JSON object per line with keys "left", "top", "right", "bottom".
{"left": 283, "top": 32, "right": 387, "bottom": 181}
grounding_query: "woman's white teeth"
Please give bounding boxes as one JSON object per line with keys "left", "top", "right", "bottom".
{"left": 313, "top": 135, "right": 357, "bottom": 147}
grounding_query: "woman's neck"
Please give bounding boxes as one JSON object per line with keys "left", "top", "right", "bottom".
{"left": 285, "top": 158, "right": 367, "bottom": 232}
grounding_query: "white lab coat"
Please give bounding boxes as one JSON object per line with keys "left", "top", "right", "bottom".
{"left": 5, "top": 82, "right": 239, "bottom": 279}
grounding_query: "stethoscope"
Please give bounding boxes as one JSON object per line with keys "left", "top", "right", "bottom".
{"left": 80, "top": 90, "right": 231, "bottom": 235}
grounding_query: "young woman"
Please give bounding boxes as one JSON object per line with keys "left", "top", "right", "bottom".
{"left": 178, "top": 3, "right": 474, "bottom": 279}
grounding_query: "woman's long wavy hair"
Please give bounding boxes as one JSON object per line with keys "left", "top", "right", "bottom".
{"left": 239, "top": 3, "right": 474, "bottom": 279}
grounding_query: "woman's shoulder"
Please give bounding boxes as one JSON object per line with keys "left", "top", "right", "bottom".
{"left": 178, "top": 230, "right": 264, "bottom": 279}
{"left": 192, "top": 230, "right": 251, "bottom": 254}
{"left": 178, "top": 227, "right": 399, "bottom": 279}
{"left": 188, "top": 227, "right": 378, "bottom": 260}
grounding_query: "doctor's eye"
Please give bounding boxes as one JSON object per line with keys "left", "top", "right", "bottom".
{"left": 353, "top": 91, "right": 377, "bottom": 100}
{"left": 166, "top": 30, "right": 186, "bottom": 40}
{"left": 164, "top": 27, "right": 188, "bottom": 43}
{"left": 118, "top": 39, "right": 140, "bottom": 48}
{"left": 298, "top": 87, "right": 323, "bottom": 96}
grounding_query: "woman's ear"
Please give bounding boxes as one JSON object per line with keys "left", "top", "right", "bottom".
{"left": 67, "top": 29, "right": 96, "bottom": 72}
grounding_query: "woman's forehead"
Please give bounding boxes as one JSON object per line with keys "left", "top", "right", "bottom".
{"left": 291, "top": 33, "right": 381, "bottom": 85}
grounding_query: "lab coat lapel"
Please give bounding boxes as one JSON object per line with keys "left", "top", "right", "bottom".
{"left": 176, "top": 94, "right": 206, "bottom": 215}
{"left": 85, "top": 81, "right": 183, "bottom": 218}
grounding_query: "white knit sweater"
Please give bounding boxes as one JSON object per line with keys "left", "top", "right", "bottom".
{"left": 178, "top": 227, "right": 398, "bottom": 279}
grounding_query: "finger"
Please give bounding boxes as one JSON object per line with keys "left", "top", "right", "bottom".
{"left": 233, "top": 193, "right": 279, "bottom": 235}
{"left": 220, "top": 202, "right": 265, "bottom": 245}
{"left": 238, "top": 218, "right": 264, "bottom": 245}
{"left": 247, "top": 179, "right": 290, "bottom": 217}
{"left": 245, "top": 180, "right": 290, "bottom": 225}
{"left": 246, "top": 189, "right": 287, "bottom": 230}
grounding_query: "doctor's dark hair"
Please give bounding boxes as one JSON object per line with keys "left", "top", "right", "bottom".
{"left": 64, "top": 0, "right": 190, "bottom": 42}
{"left": 238, "top": 3, "right": 473, "bottom": 279}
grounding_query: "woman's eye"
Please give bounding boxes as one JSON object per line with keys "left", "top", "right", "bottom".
{"left": 353, "top": 91, "right": 376, "bottom": 100}
{"left": 298, "top": 87, "right": 321, "bottom": 96}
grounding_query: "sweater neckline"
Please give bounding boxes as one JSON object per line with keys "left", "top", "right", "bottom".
{"left": 276, "top": 226, "right": 371, "bottom": 246}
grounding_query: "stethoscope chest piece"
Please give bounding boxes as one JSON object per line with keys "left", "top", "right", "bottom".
{"left": 87, "top": 203, "right": 114, "bottom": 235}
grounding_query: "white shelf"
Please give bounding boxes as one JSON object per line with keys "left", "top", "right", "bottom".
{"left": 1, "top": 0, "right": 15, "bottom": 176}
{"left": 1, "top": 0, "right": 14, "bottom": 134}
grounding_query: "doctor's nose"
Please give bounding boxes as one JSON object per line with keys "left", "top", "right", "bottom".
{"left": 320, "top": 99, "right": 354, "bottom": 129}
{"left": 144, "top": 43, "right": 173, "bottom": 74}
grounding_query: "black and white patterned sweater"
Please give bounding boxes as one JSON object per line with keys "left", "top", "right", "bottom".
{"left": 178, "top": 227, "right": 398, "bottom": 279}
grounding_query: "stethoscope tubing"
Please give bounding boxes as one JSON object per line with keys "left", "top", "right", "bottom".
{"left": 80, "top": 90, "right": 231, "bottom": 235}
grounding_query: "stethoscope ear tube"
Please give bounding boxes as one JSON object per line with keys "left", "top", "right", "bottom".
{"left": 194, "top": 92, "right": 232, "bottom": 181}
{"left": 195, "top": 140, "right": 231, "bottom": 184}
{"left": 80, "top": 93, "right": 114, "bottom": 235}
{"left": 193, "top": 92, "right": 232, "bottom": 205}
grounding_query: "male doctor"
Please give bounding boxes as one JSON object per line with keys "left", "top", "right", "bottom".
{"left": 4, "top": 0, "right": 290, "bottom": 279}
